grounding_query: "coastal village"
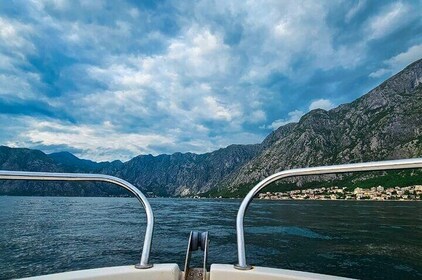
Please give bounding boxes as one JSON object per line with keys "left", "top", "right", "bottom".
{"left": 258, "top": 185, "right": 422, "bottom": 201}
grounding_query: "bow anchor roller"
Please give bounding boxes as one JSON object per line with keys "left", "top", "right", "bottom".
{"left": 183, "top": 231, "right": 209, "bottom": 280}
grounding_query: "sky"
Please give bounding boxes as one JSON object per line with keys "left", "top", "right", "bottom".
{"left": 0, "top": 0, "right": 421, "bottom": 162}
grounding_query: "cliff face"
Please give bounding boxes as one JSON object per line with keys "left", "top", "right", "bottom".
{"left": 222, "top": 59, "right": 422, "bottom": 191}
{"left": 102, "top": 144, "right": 260, "bottom": 196}
{"left": 1, "top": 59, "right": 422, "bottom": 197}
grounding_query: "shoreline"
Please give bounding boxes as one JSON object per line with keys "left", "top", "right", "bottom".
{"left": 0, "top": 195, "right": 421, "bottom": 202}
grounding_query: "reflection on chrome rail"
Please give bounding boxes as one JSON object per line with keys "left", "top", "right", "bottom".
{"left": 0, "top": 170, "right": 154, "bottom": 269}
{"left": 234, "top": 158, "right": 422, "bottom": 270}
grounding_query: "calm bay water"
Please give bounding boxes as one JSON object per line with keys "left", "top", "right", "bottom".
{"left": 0, "top": 196, "right": 421, "bottom": 280}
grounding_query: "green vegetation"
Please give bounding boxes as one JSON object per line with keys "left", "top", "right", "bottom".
{"left": 204, "top": 169, "right": 422, "bottom": 198}
{"left": 201, "top": 182, "right": 257, "bottom": 198}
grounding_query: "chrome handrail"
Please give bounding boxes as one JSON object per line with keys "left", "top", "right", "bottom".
{"left": 234, "top": 158, "right": 422, "bottom": 270}
{"left": 0, "top": 170, "right": 154, "bottom": 269}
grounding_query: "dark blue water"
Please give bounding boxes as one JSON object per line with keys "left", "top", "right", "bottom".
{"left": 0, "top": 197, "right": 421, "bottom": 280}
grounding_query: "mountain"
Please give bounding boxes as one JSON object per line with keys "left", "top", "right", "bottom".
{"left": 0, "top": 144, "right": 260, "bottom": 196}
{"left": 220, "top": 59, "right": 422, "bottom": 193}
{"left": 104, "top": 144, "right": 260, "bottom": 196}
{"left": 0, "top": 146, "right": 60, "bottom": 172}
{"left": 0, "top": 59, "right": 422, "bottom": 197}
{"left": 0, "top": 147, "right": 125, "bottom": 196}
{"left": 48, "top": 151, "right": 114, "bottom": 172}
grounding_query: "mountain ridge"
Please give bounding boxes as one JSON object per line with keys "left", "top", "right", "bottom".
{"left": 1, "top": 59, "right": 422, "bottom": 197}
{"left": 220, "top": 58, "right": 422, "bottom": 192}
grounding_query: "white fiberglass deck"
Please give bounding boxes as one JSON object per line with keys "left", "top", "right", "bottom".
{"left": 21, "top": 264, "right": 354, "bottom": 280}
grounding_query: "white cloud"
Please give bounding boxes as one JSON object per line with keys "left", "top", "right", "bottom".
{"left": 166, "top": 26, "right": 232, "bottom": 78}
{"left": 3, "top": 115, "right": 264, "bottom": 161}
{"left": 369, "top": 68, "right": 390, "bottom": 78}
{"left": 28, "top": 0, "right": 68, "bottom": 14}
{"left": 197, "top": 0, "right": 367, "bottom": 82}
{"left": 309, "top": 99, "right": 335, "bottom": 111}
{"left": 370, "top": 44, "right": 422, "bottom": 78}
{"left": 201, "top": 96, "right": 238, "bottom": 121}
{"left": 10, "top": 118, "right": 175, "bottom": 161}
{"left": 386, "top": 44, "right": 422, "bottom": 67}
{"left": 76, "top": 25, "right": 245, "bottom": 128}
{"left": 249, "top": 110, "right": 267, "bottom": 124}
{"left": 345, "top": 0, "right": 366, "bottom": 23}
{"left": 367, "top": 2, "right": 410, "bottom": 40}
{"left": 266, "top": 98, "right": 336, "bottom": 130}
{"left": 267, "top": 110, "right": 304, "bottom": 130}
{"left": 0, "top": 17, "right": 42, "bottom": 99}
{"left": 0, "top": 17, "right": 34, "bottom": 51}
{"left": 128, "top": 7, "right": 139, "bottom": 18}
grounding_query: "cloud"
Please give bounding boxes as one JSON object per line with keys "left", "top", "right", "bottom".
{"left": 0, "top": 0, "right": 420, "bottom": 160}
{"left": 236, "top": 1, "right": 366, "bottom": 79}
{"left": 0, "top": 17, "right": 41, "bottom": 99}
{"left": 0, "top": 17, "right": 35, "bottom": 52}
{"left": 8, "top": 118, "right": 175, "bottom": 161}
{"left": 76, "top": 25, "right": 244, "bottom": 129}
{"left": 309, "top": 99, "right": 335, "bottom": 111}
{"left": 201, "top": 96, "right": 238, "bottom": 121}
{"left": 249, "top": 110, "right": 267, "bottom": 124}
{"left": 3, "top": 115, "right": 263, "bottom": 161}
{"left": 267, "top": 110, "right": 304, "bottom": 130}
{"left": 370, "top": 44, "right": 422, "bottom": 78}
{"left": 266, "top": 98, "right": 336, "bottom": 130}
{"left": 345, "top": 0, "right": 366, "bottom": 23}
{"left": 368, "top": 68, "right": 390, "bottom": 79}
{"left": 366, "top": 2, "right": 410, "bottom": 40}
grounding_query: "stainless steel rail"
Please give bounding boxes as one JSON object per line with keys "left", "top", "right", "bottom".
{"left": 0, "top": 170, "right": 154, "bottom": 269}
{"left": 234, "top": 158, "right": 422, "bottom": 270}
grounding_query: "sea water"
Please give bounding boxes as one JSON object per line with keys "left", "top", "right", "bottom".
{"left": 0, "top": 196, "right": 421, "bottom": 279}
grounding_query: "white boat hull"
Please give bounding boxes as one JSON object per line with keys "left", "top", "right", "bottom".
{"left": 20, "top": 264, "right": 354, "bottom": 280}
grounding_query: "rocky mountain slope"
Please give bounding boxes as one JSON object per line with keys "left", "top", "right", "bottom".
{"left": 0, "top": 144, "right": 260, "bottom": 196}
{"left": 0, "top": 59, "right": 421, "bottom": 197}
{"left": 221, "top": 59, "right": 422, "bottom": 192}
{"left": 0, "top": 146, "right": 114, "bottom": 196}
{"left": 48, "top": 151, "right": 112, "bottom": 172}
{"left": 102, "top": 144, "right": 260, "bottom": 196}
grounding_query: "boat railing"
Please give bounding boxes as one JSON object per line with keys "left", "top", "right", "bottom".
{"left": 234, "top": 158, "right": 422, "bottom": 270}
{"left": 0, "top": 171, "right": 154, "bottom": 269}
